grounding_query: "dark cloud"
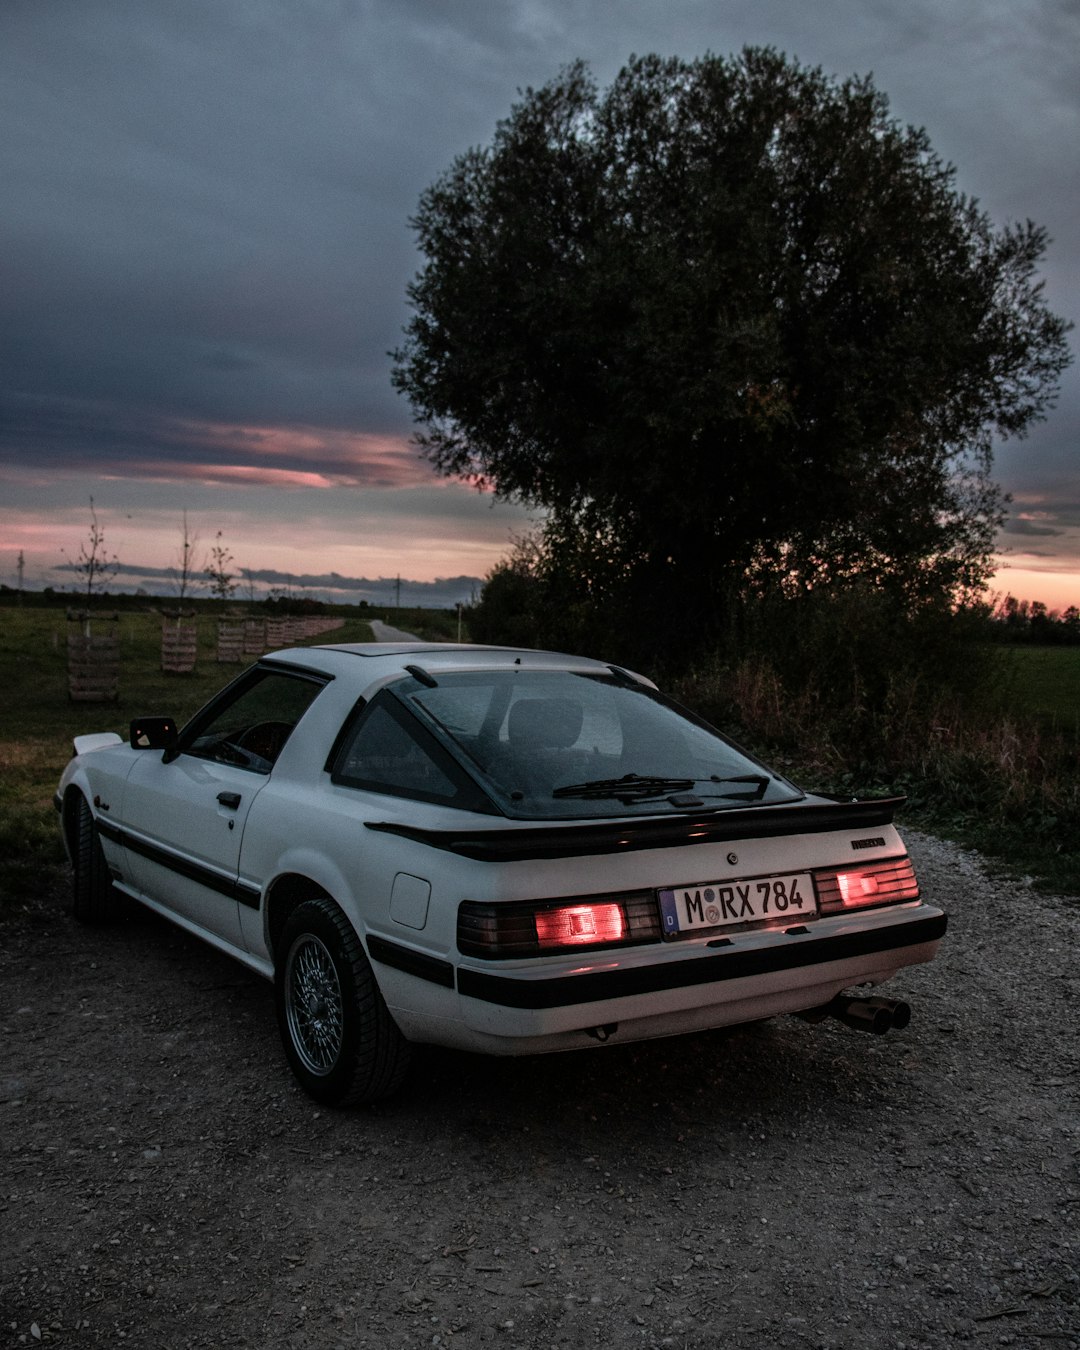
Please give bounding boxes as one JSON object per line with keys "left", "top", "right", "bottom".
{"left": 1, "top": 0, "right": 1077, "bottom": 588}
{"left": 993, "top": 548, "right": 1063, "bottom": 564}
{"left": 1001, "top": 519, "right": 1065, "bottom": 538}
{"left": 0, "top": 390, "right": 435, "bottom": 487}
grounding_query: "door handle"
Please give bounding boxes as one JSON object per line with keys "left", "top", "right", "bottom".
{"left": 217, "top": 791, "right": 242, "bottom": 809}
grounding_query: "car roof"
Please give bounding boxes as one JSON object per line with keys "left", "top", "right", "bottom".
{"left": 259, "top": 642, "right": 652, "bottom": 685}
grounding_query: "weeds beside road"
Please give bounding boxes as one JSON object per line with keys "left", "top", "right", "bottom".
{"left": 673, "top": 649, "right": 1080, "bottom": 898}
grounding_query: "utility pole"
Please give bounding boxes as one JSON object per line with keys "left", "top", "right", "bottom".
{"left": 16, "top": 550, "right": 25, "bottom": 603}
{"left": 394, "top": 574, "right": 401, "bottom": 609}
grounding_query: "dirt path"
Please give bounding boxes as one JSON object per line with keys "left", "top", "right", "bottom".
{"left": 369, "top": 620, "right": 423, "bottom": 643}
{"left": 2, "top": 833, "right": 1078, "bottom": 1348}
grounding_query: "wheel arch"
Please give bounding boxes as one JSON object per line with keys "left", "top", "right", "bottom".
{"left": 266, "top": 872, "right": 345, "bottom": 964}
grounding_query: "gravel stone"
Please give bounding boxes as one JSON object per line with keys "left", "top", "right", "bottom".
{"left": 0, "top": 831, "right": 1078, "bottom": 1348}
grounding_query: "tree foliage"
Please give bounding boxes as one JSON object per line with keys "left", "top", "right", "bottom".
{"left": 65, "top": 497, "right": 120, "bottom": 606}
{"left": 466, "top": 536, "right": 543, "bottom": 649}
{"left": 394, "top": 49, "right": 1071, "bottom": 655}
{"left": 205, "top": 531, "right": 237, "bottom": 609}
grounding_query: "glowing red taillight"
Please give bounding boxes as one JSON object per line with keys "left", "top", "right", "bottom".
{"left": 534, "top": 903, "right": 626, "bottom": 949}
{"left": 458, "top": 893, "right": 660, "bottom": 959}
{"left": 838, "top": 872, "right": 880, "bottom": 904}
{"left": 815, "top": 856, "right": 919, "bottom": 913}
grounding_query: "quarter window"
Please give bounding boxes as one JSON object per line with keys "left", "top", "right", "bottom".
{"left": 332, "top": 693, "right": 492, "bottom": 811}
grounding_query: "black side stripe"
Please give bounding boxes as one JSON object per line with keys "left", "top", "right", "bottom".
{"left": 367, "top": 935, "right": 456, "bottom": 989}
{"left": 456, "top": 913, "right": 947, "bottom": 1010}
{"left": 96, "top": 819, "right": 261, "bottom": 910}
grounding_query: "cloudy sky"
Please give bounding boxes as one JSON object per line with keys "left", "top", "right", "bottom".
{"left": 2, "top": 0, "right": 1077, "bottom": 608}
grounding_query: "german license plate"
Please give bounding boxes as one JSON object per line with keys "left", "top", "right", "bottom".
{"left": 658, "top": 872, "right": 816, "bottom": 937}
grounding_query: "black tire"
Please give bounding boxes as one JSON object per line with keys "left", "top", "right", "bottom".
{"left": 275, "top": 897, "right": 412, "bottom": 1106}
{"left": 71, "top": 794, "right": 120, "bottom": 923}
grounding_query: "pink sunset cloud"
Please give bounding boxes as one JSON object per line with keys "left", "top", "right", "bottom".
{"left": 128, "top": 418, "right": 454, "bottom": 491}
{"left": 175, "top": 422, "right": 431, "bottom": 480}
{"left": 128, "top": 461, "right": 352, "bottom": 490}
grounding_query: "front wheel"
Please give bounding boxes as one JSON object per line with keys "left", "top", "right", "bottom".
{"left": 274, "top": 897, "right": 412, "bottom": 1105}
{"left": 71, "top": 794, "right": 120, "bottom": 923}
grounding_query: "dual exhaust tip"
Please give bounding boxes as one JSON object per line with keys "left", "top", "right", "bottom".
{"left": 802, "top": 993, "right": 912, "bottom": 1035}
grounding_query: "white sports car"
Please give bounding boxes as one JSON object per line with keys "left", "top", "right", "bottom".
{"left": 56, "top": 642, "right": 946, "bottom": 1105}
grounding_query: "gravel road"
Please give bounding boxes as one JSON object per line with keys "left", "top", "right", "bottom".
{"left": 369, "top": 621, "right": 423, "bottom": 643}
{"left": 2, "top": 831, "right": 1078, "bottom": 1349}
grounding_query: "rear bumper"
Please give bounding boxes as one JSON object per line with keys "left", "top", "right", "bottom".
{"left": 457, "top": 909, "right": 945, "bottom": 1011}
{"left": 375, "top": 902, "right": 946, "bottom": 1055}
{"left": 450, "top": 901, "right": 939, "bottom": 1047}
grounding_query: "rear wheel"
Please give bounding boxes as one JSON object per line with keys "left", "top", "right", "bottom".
{"left": 71, "top": 794, "right": 119, "bottom": 923}
{"left": 275, "top": 897, "right": 412, "bottom": 1105}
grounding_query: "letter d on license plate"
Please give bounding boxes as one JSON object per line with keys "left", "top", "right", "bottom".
{"left": 658, "top": 871, "right": 815, "bottom": 937}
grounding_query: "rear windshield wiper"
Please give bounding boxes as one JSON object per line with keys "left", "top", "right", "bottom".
{"left": 552, "top": 773, "right": 696, "bottom": 802}
{"left": 551, "top": 772, "right": 772, "bottom": 804}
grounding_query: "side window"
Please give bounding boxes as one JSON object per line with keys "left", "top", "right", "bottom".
{"left": 331, "top": 694, "right": 492, "bottom": 810}
{"left": 186, "top": 670, "right": 325, "bottom": 773}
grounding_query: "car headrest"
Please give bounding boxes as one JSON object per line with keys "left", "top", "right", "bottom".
{"left": 507, "top": 697, "right": 584, "bottom": 752}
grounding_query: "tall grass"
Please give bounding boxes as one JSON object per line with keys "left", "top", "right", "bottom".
{"left": 675, "top": 647, "right": 1080, "bottom": 895}
{"left": 472, "top": 567, "right": 1080, "bottom": 893}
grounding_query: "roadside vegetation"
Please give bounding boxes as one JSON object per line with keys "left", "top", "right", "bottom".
{"left": 374, "top": 604, "right": 464, "bottom": 643}
{"left": 0, "top": 604, "right": 375, "bottom": 910}
{"left": 3, "top": 595, "right": 1077, "bottom": 913}
{"left": 0, "top": 596, "right": 503, "bottom": 914}
{"left": 674, "top": 639, "right": 1080, "bottom": 899}
{"left": 470, "top": 567, "right": 1080, "bottom": 897}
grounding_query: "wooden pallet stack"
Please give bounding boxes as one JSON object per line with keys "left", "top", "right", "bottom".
{"left": 67, "top": 612, "right": 120, "bottom": 702}
{"left": 216, "top": 622, "right": 246, "bottom": 663}
{"left": 161, "top": 616, "right": 198, "bottom": 673}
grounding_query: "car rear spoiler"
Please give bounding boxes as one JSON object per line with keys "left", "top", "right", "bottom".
{"left": 365, "top": 795, "right": 907, "bottom": 862}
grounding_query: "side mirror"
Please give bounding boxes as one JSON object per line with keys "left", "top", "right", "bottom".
{"left": 130, "top": 717, "right": 178, "bottom": 750}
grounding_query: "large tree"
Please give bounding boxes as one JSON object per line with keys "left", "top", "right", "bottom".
{"left": 393, "top": 50, "right": 1071, "bottom": 648}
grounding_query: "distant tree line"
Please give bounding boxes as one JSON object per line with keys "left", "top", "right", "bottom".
{"left": 985, "top": 595, "right": 1080, "bottom": 645}
{"left": 0, "top": 585, "right": 375, "bottom": 619}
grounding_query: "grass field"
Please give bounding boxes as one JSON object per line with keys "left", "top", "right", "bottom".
{"left": 998, "top": 645, "right": 1080, "bottom": 730}
{"left": 0, "top": 605, "right": 376, "bottom": 905}
{"left": 3, "top": 605, "right": 1077, "bottom": 908}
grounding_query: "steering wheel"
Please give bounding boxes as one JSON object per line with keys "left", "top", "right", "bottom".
{"left": 215, "top": 721, "right": 292, "bottom": 770}
{"left": 234, "top": 720, "right": 292, "bottom": 765}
